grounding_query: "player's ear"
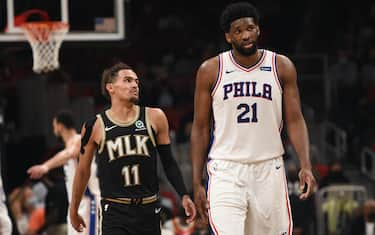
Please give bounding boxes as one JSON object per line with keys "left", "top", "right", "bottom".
{"left": 106, "top": 83, "right": 114, "bottom": 94}
{"left": 225, "top": 33, "right": 232, "bottom": 44}
{"left": 256, "top": 26, "right": 260, "bottom": 36}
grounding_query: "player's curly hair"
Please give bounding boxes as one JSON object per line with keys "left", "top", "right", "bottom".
{"left": 220, "top": 2, "right": 259, "bottom": 33}
{"left": 101, "top": 62, "right": 133, "bottom": 100}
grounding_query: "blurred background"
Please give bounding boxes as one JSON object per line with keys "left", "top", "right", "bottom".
{"left": 0, "top": 0, "right": 375, "bottom": 234}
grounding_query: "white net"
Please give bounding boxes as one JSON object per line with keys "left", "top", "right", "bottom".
{"left": 21, "top": 22, "right": 69, "bottom": 73}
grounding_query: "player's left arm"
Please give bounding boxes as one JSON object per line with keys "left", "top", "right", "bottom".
{"left": 149, "top": 107, "right": 196, "bottom": 223}
{"left": 277, "top": 54, "right": 316, "bottom": 200}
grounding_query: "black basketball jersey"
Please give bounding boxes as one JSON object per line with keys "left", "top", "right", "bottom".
{"left": 96, "top": 106, "right": 158, "bottom": 198}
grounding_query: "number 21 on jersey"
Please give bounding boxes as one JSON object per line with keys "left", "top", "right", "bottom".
{"left": 237, "top": 103, "right": 258, "bottom": 123}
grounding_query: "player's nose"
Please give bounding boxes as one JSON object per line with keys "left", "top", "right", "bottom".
{"left": 241, "top": 31, "right": 251, "bottom": 41}
{"left": 131, "top": 80, "right": 138, "bottom": 88}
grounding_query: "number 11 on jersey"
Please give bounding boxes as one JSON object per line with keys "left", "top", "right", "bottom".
{"left": 237, "top": 103, "right": 258, "bottom": 123}
{"left": 122, "top": 164, "right": 141, "bottom": 187}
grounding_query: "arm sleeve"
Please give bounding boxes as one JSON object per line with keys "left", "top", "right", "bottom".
{"left": 157, "top": 144, "right": 188, "bottom": 198}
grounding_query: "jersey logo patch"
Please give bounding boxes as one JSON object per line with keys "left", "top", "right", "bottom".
{"left": 155, "top": 207, "right": 161, "bottom": 214}
{"left": 260, "top": 66, "right": 272, "bottom": 71}
{"left": 135, "top": 120, "right": 146, "bottom": 131}
{"left": 104, "top": 125, "right": 117, "bottom": 131}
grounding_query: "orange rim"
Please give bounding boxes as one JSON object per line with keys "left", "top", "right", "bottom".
{"left": 21, "top": 21, "right": 69, "bottom": 41}
{"left": 21, "top": 21, "right": 69, "bottom": 30}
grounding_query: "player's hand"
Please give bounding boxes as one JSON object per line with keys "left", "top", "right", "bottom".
{"left": 181, "top": 195, "right": 197, "bottom": 224}
{"left": 27, "top": 164, "right": 49, "bottom": 179}
{"left": 193, "top": 184, "right": 209, "bottom": 227}
{"left": 298, "top": 168, "right": 316, "bottom": 200}
{"left": 70, "top": 210, "right": 86, "bottom": 232}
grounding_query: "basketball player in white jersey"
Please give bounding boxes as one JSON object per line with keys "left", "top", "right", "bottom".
{"left": 190, "top": 2, "right": 316, "bottom": 235}
{"left": 27, "top": 110, "right": 100, "bottom": 235}
{"left": 0, "top": 169, "right": 12, "bottom": 235}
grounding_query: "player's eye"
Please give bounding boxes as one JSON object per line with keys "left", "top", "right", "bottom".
{"left": 248, "top": 26, "right": 256, "bottom": 31}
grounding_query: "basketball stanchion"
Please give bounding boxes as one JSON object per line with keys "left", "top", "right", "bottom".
{"left": 21, "top": 22, "right": 69, "bottom": 73}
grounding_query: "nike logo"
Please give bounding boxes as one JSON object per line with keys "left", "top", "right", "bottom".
{"left": 276, "top": 165, "right": 282, "bottom": 170}
{"left": 104, "top": 125, "right": 117, "bottom": 131}
{"left": 225, "top": 69, "right": 235, "bottom": 74}
{"left": 155, "top": 207, "right": 161, "bottom": 214}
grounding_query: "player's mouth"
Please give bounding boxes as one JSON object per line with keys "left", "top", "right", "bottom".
{"left": 243, "top": 42, "right": 254, "bottom": 48}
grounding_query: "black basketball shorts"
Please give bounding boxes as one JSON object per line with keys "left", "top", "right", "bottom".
{"left": 98, "top": 199, "right": 161, "bottom": 235}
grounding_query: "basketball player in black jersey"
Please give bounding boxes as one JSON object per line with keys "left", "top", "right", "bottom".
{"left": 69, "top": 62, "right": 196, "bottom": 235}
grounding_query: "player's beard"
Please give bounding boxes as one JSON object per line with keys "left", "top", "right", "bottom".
{"left": 233, "top": 41, "right": 257, "bottom": 56}
{"left": 130, "top": 96, "right": 139, "bottom": 104}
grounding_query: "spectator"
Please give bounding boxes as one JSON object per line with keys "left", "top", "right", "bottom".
{"left": 345, "top": 199, "right": 375, "bottom": 235}
{"left": 9, "top": 184, "right": 45, "bottom": 235}
{"left": 328, "top": 48, "right": 360, "bottom": 123}
{"left": 319, "top": 160, "right": 350, "bottom": 189}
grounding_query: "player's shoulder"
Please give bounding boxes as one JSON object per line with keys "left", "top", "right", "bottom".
{"left": 146, "top": 107, "right": 167, "bottom": 120}
{"left": 80, "top": 114, "right": 102, "bottom": 141}
{"left": 145, "top": 107, "right": 168, "bottom": 133}
{"left": 196, "top": 55, "right": 221, "bottom": 86}
{"left": 84, "top": 114, "right": 101, "bottom": 130}
{"left": 198, "top": 55, "right": 220, "bottom": 73}
{"left": 273, "top": 52, "right": 297, "bottom": 84}
{"left": 72, "top": 133, "right": 82, "bottom": 144}
{"left": 274, "top": 52, "right": 295, "bottom": 69}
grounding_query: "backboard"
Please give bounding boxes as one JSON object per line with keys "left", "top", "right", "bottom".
{"left": 0, "top": 0, "right": 125, "bottom": 41}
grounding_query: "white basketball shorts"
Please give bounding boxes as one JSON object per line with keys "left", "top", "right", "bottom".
{"left": 0, "top": 201, "right": 12, "bottom": 235}
{"left": 207, "top": 157, "right": 293, "bottom": 235}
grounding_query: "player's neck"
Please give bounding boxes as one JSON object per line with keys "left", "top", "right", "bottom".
{"left": 61, "top": 129, "right": 77, "bottom": 144}
{"left": 108, "top": 102, "right": 137, "bottom": 123}
{"left": 231, "top": 49, "right": 262, "bottom": 68}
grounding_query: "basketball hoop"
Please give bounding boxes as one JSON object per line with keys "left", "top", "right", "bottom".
{"left": 21, "top": 21, "right": 69, "bottom": 73}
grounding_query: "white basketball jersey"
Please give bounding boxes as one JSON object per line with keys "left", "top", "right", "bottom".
{"left": 64, "top": 157, "right": 100, "bottom": 202}
{"left": 64, "top": 158, "right": 78, "bottom": 202}
{"left": 209, "top": 49, "right": 285, "bottom": 163}
{"left": 65, "top": 157, "right": 100, "bottom": 235}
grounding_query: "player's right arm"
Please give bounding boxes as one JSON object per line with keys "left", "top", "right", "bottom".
{"left": 190, "top": 56, "right": 218, "bottom": 224}
{"left": 70, "top": 118, "right": 101, "bottom": 232}
{"left": 27, "top": 136, "right": 80, "bottom": 179}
